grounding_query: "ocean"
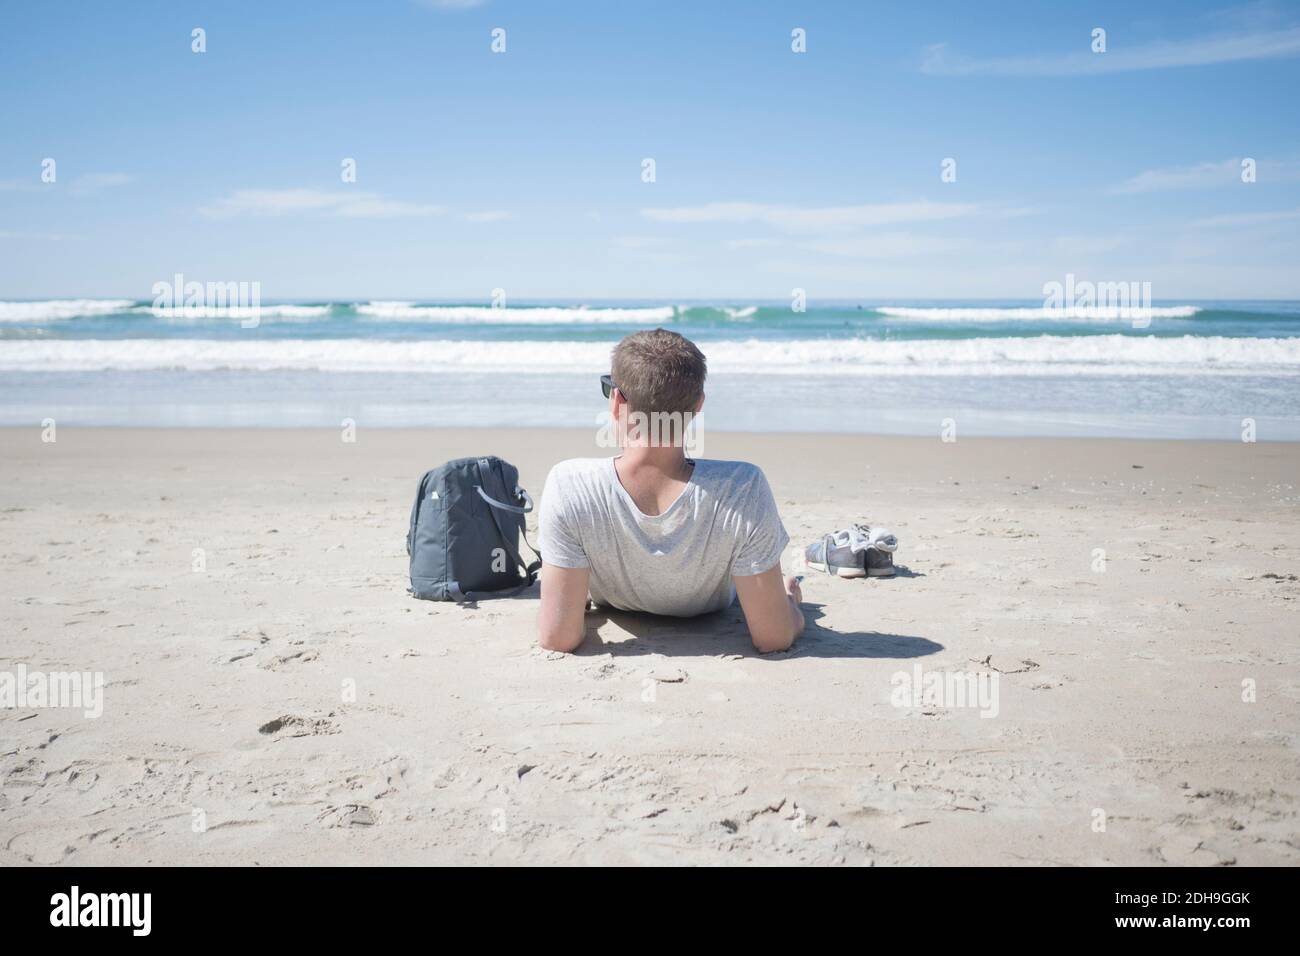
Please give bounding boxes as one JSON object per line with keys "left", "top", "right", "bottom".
{"left": 3, "top": 298, "right": 1299, "bottom": 439}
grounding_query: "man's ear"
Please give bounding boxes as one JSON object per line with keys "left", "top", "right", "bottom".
{"left": 610, "top": 389, "right": 629, "bottom": 432}
{"left": 611, "top": 389, "right": 633, "bottom": 445}
{"left": 694, "top": 392, "right": 705, "bottom": 414}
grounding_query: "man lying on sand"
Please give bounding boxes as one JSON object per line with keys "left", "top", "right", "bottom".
{"left": 537, "top": 328, "right": 805, "bottom": 653}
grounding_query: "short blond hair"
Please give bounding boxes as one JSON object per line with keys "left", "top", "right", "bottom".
{"left": 610, "top": 328, "right": 707, "bottom": 414}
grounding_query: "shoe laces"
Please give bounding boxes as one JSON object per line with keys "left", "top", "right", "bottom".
{"left": 829, "top": 526, "right": 871, "bottom": 551}
{"left": 854, "top": 522, "right": 898, "bottom": 552}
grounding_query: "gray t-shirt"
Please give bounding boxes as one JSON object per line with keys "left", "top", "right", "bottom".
{"left": 539, "top": 457, "right": 789, "bottom": 617}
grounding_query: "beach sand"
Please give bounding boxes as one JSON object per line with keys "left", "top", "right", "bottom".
{"left": 1, "top": 427, "right": 1297, "bottom": 866}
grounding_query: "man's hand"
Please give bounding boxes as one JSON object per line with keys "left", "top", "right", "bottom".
{"left": 785, "top": 574, "right": 803, "bottom": 607}
{"left": 733, "top": 565, "right": 804, "bottom": 653}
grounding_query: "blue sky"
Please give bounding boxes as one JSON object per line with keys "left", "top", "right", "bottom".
{"left": 2, "top": 0, "right": 1299, "bottom": 300}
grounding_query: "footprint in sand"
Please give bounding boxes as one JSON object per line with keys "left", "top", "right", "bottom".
{"left": 646, "top": 666, "right": 688, "bottom": 684}
{"left": 260, "top": 648, "right": 320, "bottom": 670}
{"left": 316, "top": 804, "right": 377, "bottom": 828}
{"left": 582, "top": 660, "right": 619, "bottom": 680}
{"left": 257, "top": 714, "right": 339, "bottom": 738}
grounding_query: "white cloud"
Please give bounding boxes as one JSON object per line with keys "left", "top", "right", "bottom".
{"left": 922, "top": 25, "right": 1300, "bottom": 76}
{"left": 723, "top": 238, "right": 781, "bottom": 250}
{"left": 0, "top": 174, "right": 130, "bottom": 196}
{"left": 199, "top": 188, "right": 444, "bottom": 219}
{"left": 720, "top": 232, "right": 1037, "bottom": 259}
{"left": 1108, "top": 157, "right": 1300, "bottom": 195}
{"left": 612, "top": 236, "right": 670, "bottom": 248}
{"left": 641, "top": 200, "right": 982, "bottom": 233}
{"left": 2, "top": 174, "right": 130, "bottom": 195}
{"left": 464, "top": 210, "right": 511, "bottom": 223}
{"left": 0, "top": 230, "right": 81, "bottom": 241}
{"left": 800, "top": 234, "right": 968, "bottom": 258}
{"left": 1189, "top": 206, "right": 1300, "bottom": 228}
{"left": 1050, "top": 235, "right": 1134, "bottom": 255}
{"left": 69, "top": 173, "right": 132, "bottom": 197}
{"left": 1108, "top": 159, "right": 1241, "bottom": 195}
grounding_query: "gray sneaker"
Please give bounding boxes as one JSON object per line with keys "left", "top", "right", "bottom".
{"left": 804, "top": 527, "right": 871, "bottom": 578}
{"left": 853, "top": 523, "right": 898, "bottom": 577}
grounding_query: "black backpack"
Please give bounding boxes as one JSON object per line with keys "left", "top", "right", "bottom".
{"left": 406, "top": 456, "right": 541, "bottom": 602}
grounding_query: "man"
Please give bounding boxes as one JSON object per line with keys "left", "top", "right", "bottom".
{"left": 537, "top": 328, "right": 804, "bottom": 654}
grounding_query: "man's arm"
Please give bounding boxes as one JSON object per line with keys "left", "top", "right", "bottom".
{"left": 537, "top": 562, "right": 591, "bottom": 653}
{"left": 733, "top": 565, "right": 804, "bottom": 653}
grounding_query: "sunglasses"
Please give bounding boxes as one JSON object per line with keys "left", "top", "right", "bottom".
{"left": 600, "top": 374, "right": 619, "bottom": 399}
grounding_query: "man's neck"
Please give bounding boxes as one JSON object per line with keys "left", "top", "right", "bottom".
{"left": 617, "top": 444, "right": 690, "bottom": 476}
{"left": 614, "top": 444, "right": 693, "bottom": 515}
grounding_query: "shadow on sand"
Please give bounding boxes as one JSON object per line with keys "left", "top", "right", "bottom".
{"left": 576, "top": 601, "right": 942, "bottom": 661}
{"left": 886, "top": 564, "right": 925, "bottom": 579}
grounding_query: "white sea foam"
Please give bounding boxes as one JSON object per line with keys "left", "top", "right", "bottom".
{"left": 0, "top": 299, "right": 137, "bottom": 322}
{"left": 356, "top": 302, "right": 676, "bottom": 323}
{"left": 4, "top": 335, "right": 1298, "bottom": 375}
{"left": 876, "top": 305, "right": 1202, "bottom": 321}
{"left": 140, "top": 304, "right": 333, "bottom": 321}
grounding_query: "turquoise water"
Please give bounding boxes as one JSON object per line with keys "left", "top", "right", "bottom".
{"left": 2, "top": 299, "right": 1299, "bottom": 437}
{"left": 4, "top": 298, "right": 1300, "bottom": 342}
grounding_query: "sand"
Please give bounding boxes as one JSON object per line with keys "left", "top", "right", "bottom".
{"left": 1, "top": 426, "right": 1297, "bottom": 866}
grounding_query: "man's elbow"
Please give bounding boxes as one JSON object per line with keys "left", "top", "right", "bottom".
{"left": 537, "top": 625, "right": 584, "bottom": 654}
{"left": 749, "top": 624, "right": 798, "bottom": 654}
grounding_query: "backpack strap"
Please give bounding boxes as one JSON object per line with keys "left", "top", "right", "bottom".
{"left": 448, "top": 578, "right": 536, "bottom": 604}
{"left": 472, "top": 470, "right": 543, "bottom": 564}
{"left": 406, "top": 469, "right": 432, "bottom": 557}
{"left": 474, "top": 458, "right": 542, "bottom": 587}
{"left": 474, "top": 484, "right": 533, "bottom": 515}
